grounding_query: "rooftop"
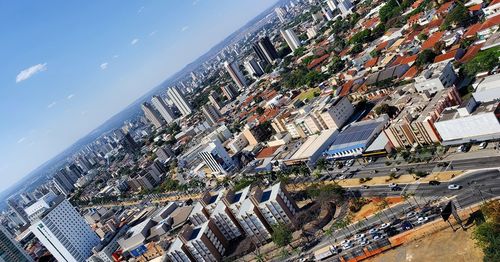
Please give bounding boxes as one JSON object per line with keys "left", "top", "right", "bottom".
{"left": 439, "top": 100, "right": 500, "bottom": 121}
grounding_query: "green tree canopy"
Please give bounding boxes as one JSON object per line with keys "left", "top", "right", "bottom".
{"left": 271, "top": 222, "right": 293, "bottom": 247}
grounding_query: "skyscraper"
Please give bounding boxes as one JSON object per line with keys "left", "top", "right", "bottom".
{"left": 7, "top": 199, "right": 29, "bottom": 225}
{"left": 198, "top": 140, "right": 235, "bottom": 175}
{"left": 202, "top": 103, "right": 222, "bottom": 126}
{"left": 244, "top": 57, "right": 265, "bottom": 78}
{"left": 221, "top": 84, "right": 238, "bottom": 100}
{"left": 274, "top": 7, "right": 287, "bottom": 23}
{"left": 280, "top": 28, "right": 301, "bottom": 52}
{"left": 0, "top": 225, "right": 33, "bottom": 261}
{"left": 151, "top": 95, "right": 175, "bottom": 124}
{"left": 252, "top": 36, "right": 279, "bottom": 65}
{"left": 167, "top": 86, "right": 192, "bottom": 117}
{"left": 141, "top": 102, "right": 165, "bottom": 129}
{"left": 30, "top": 197, "right": 100, "bottom": 262}
{"left": 224, "top": 61, "right": 247, "bottom": 90}
{"left": 53, "top": 169, "right": 75, "bottom": 196}
{"left": 327, "top": 0, "right": 353, "bottom": 16}
{"left": 208, "top": 91, "right": 223, "bottom": 110}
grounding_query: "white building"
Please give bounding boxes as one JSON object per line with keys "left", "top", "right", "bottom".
{"left": 24, "top": 192, "right": 57, "bottom": 222}
{"left": 227, "top": 133, "right": 249, "bottom": 154}
{"left": 320, "top": 96, "right": 355, "bottom": 130}
{"left": 280, "top": 29, "right": 301, "bottom": 52}
{"left": 434, "top": 98, "right": 500, "bottom": 145}
{"left": 211, "top": 200, "right": 242, "bottom": 241}
{"left": 244, "top": 57, "right": 264, "bottom": 79}
{"left": 414, "top": 61, "right": 457, "bottom": 94}
{"left": 164, "top": 238, "right": 193, "bottom": 262}
{"left": 178, "top": 221, "right": 228, "bottom": 262}
{"left": 167, "top": 86, "right": 192, "bottom": 117}
{"left": 151, "top": 95, "right": 175, "bottom": 124}
{"left": 472, "top": 74, "right": 500, "bottom": 102}
{"left": 274, "top": 7, "right": 287, "bottom": 23}
{"left": 250, "top": 183, "right": 298, "bottom": 227}
{"left": 327, "top": 0, "right": 353, "bottom": 16}
{"left": 29, "top": 197, "right": 100, "bottom": 262}
{"left": 198, "top": 140, "right": 235, "bottom": 175}
{"left": 484, "top": 0, "right": 500, "bottom": 18}
{"left": 141, "top": 102, "right": 165, "bottom": 129}
{"left": 235, "top": 198, "right": 272, "bottom": 244}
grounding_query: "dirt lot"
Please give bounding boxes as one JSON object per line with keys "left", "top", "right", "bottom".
{"left": 350, "top": 196, "right": 403, "bottom": 222}
{"left": 367, "top": 226, "right": 483, "bottom": 262}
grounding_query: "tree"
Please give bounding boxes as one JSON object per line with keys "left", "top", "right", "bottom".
{"left": 415, "top": 49, "right": 437, "bottom": 68}
{"left": 463, "top": 46, "right": 500, "bottom": 76}
{"left": 472, "top": 201, "right": 500, "bottom": 261}
{"left": 349, "top": 29, "right": 372, "bottom": 45}
{"left": 443, "top": 4, "right": 471, "bottom": 29}
{"left": 271, "top": 222, "right": 293, "bottom": 248}
{"left": 350, "top": 43, "right": 363, "bottom": 54}
{"left": 256, "top": 107, "right": 265, "bottom": 115}
{"left": 294, "top": 46, "right": 306, "bottom": 57}
{"left": 374, "top": 103, "right": 398, "bottom": 117}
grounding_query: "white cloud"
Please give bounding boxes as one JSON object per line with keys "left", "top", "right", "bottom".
{"left": 100, "top": 62, "right": 109, "bottom": 70}
{"left": 149, "top": 30, "right": 158, "bottom": 37}
{"left": 67, "top": 94, "right": 75, "bottom": 100}
{"left": 113, "top": 55, "right": 119, "bottom": 59}
{"left": 47, "top": 102, "right": 56, "bottom": 108}
{"left": 16, "top": 63, "right": 47, "bottom": 83}
{"left": 17, "top": 137, "right": 26, "bottom": 144}
{"left": 138, "top": 6, "right": 145, "bottom": 13}
{"left": 193, "top": 0, "right": 200, "bottom": 5}
{"left": 131, "top": 38, "right": 140, "bottom": 45}
{"left": 181, "top": 26, "right": 189, "bottom": 32}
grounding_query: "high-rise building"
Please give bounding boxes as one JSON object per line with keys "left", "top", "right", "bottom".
{"left": 178, "top": 220, "right": 229, "bottom": 262}
{"left": 327, "top": 0, "right": 353, "bottom": 16}
{"left": 141, "top": 102, "right": 165, "bottom": 129}
{"left": 198, "top": 140, "right": 235, "bottom": 175}
{"left": 252, "top": 37, "right": 280, "bottom": 65}
{"left": 202, "top": 103, "right": 222, "bottom": 126}
{"left": 53, "top": 170, "right": 75, "bottom": 196}
{"left": 208, "top": 91, "right": 224, "bottom": 110}
{"left": 7, "top": 199, "right": 29, "bottom": 226}
{"left": 30, "top": 197, "right": 100, "bottom": 262}
{"left": 151, "top": 95, "right": 175, "bottom": 124}
{"left": 224, "top": 61, "right": 247, "bottom": 90}
{"left": 220, "top": 84, "right": 238, "bottom": 101}
{"left": 121, "top": 133, "right": 140, "bottom": 153}
{"left": 0, "top": 225, "right": 33, "bottom": 261}
{"left": 244, "top": 57, "right": 264, "bottom": 78}
{"left": 280, "top": 28, "right": 301, "bottom": 52}
{"left": 167, "top": 86, "right": 192, "bottom": 117}
{"left": 274, "top": 7, "right": 287, "bottom": 23}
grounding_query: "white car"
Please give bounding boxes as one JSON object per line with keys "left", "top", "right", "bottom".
{"left": 354, "top": 233, "right": 365, "bottom": 240}
{"left": 417, "top": 216, "right": 429, "bottom": 224}
{"left": 448, "top": 184, "right": 461, "bottom": 190}
{"left": 346, "top": 159, "right": 355, "bottom": 166}
{"left": 389, "top": 183, "right": 398, "bottom": 188}
{"left": 340, "top": 239, "right": 351, "bottom": 246}
{"left": 368, "top": 228, "right": 378, "bottom": 234}
{"left": 343, "top": 243, "right": 355, "bottom": 249}
{"left": 379, "top": 223, "right": 391, "bottom": 229}
{"left": 390, "top": 167, "right": 399, "bottom": 172}
{"left": 479, "top": 142, "right": 488, "bottom": 149}
{"left": 359, "top": 240, "right": 371, "bottom": 246}
{"left": 372, "top": 234, "right": 385, "bottom": 240}
{"left": 406, "top": 211, "right": 418, "bottom": 218}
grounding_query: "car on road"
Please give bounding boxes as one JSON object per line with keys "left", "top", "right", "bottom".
{"left": 448, "top": 184, "right": 462, "bottom": 190}
{"left": 390, "top": 167, "right": 399, "bottom": 172}
{"left": 406, "top": 211, "right": 418, "bottom": 218}
{"left": 346, "top": 159, "right": 355, "bottom": 166}
{"left": 429, "top": 180, "right": 441, "bottom": 185}
{"left": 479, "top": 142, "right": 488, "bottom": 149}
{"left": 359, "top": 240, "right": 371, "bottom": 246}
{"left": 340, "top": 239, "right": 351, "bottom": 246}
{"left": 417, "top": 216, "right": 429, "bottom": 224}
{"left": 379, "top": 223, "right": 391, "bottom": 229}
{"left": 457, "top": 144, "right": 471, "bottom": 152}
{"left": 362, "top": 185, "right": 370, "bottom": 189}
{"left": 401, "top": 220, "right": 414, "bottom": 230}
{"left": 368, "top": 228, "right": 378, "bottom": 234}
{"left": 391, "top": 186, "right": 401, "bottom": 191}
{"left": 354, "top": 233, "right": 365, "bottom": 240}
{"left": 388, "top": 183, "right": 398, "bottom": 188}
{"left": 343, "top": 243, "right": 355, "bottom": 249}
{"left": 372, "top": 234, "right": 386, "bottom": 240}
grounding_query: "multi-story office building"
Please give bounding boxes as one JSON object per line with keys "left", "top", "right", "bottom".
{"left": 30, "top": 197, "right": 100, "bottom": 262}
{"left": 327, "top": 0, "right": 353, "bottom": 16}
{"left": 280, "top": 29, "right": 301, "bottom": 52}
{"left": 198, "top": 140, "right": 235, "bottom": 175}
{"left": 208, "top": 91, "right": 223, "bottom": 110}
{"left": 274, "top": 7, "right": 287, "bottom": 23}
{"left": 156, "top": 145, "right": 174, "bottom": 163}
{"left": 414, "top": 61, "right": 457, "bottom": 94}
{"left": 227, "top": 133, "right": 249, "bottom": 154}
{"left": 319, "top": 96, "right": 355, "bottom": 130}
{"left": 53, "top": 170, "right": 76, "bottom": 196}
{"left": 152, "top": 95, "right": 175, "bottom": 124}
{"left": 211, "top": 200, "right": 243, "bottom": 241}
{"left": 7, "top": 199, "right": 29, "bottom": 225}
{"left": 252, "top": 36, "right": 279, "bottom": 65}
{"left": 24, "top": 192, "right": 58, "bottom": 222}
{"left": 221, "top": 84, "right": 238, "bottom": 100}
{"left": 167, "top": 86, "right": 192, "bottom": 117}
{"left": 434, "top": 98, "right": 500, "bottom": 145}
{"left": 385, "top": 88, "right": 461, "bottom": 148}
{"left": 202, "top": 103, "right": 222, "bottom": 126}
{"left": 141, "top": 102, "right": 165, "bottom": 129}
{"left": 178, "top": 221, "right": 228, "bottom": 262}
{"left": 164, "top": 238, "right": 194, "bottom": 262}
{"left": 244, "top": 57, "right": 264, "bottom": 79}
{"left": 224, "top": 61, "right": 247, "bottom": 90}
{"left": 0, "top": 225, "right": 33, "bottom": 261}
{"left": 250, "top": 183, "right": 298, "bottom": 227}
{"left": 127, "top": 170, "right": 161, "bottom": 191}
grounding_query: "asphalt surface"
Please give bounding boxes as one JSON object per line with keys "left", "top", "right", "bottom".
{"left": 299, "top": 169, "right": 500, "bottom": 262}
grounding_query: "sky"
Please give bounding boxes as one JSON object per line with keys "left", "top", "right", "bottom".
{"left": 0, "top": 0, "right": 277, "bottom": 192}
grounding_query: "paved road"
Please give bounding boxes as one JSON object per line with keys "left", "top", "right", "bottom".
{"left": 302, "top": 169, "right": 500, "bottom": 261}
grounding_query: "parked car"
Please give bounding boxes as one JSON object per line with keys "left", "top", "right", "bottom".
{"left": 479, "top": 142, "right": 488, "bottom": 149}
{"left": 390, "top": 167, "right": 399, "bottom": 172}
{"left": 354, "top": 233, "right": 365, "bottom": 240}
{"left": 406, "top": 211, "right": 418, "bottom": 218}
{"left": 448, "top": 184, "right": 462, "bottom": 190}
{"left": 389, "top": 183, "right": 398, "bottom": 188}
{"left": 417, "top": 216, "right": 429, "bottom": 224}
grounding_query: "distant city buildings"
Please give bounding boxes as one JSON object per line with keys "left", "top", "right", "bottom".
{"left": 274, "top": 7, "right": 287, "bottom": 23}
{"left": 0, "top": 225, "right": 33, "bottom": 261}
{"left": 244, "top": 57, "right": 265, "bottom": 79}
{"left": 142, "top": 102, "right": 165, "bottom": 129}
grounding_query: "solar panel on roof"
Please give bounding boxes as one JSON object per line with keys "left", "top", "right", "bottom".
{"left": 331, "top": 122, "right": 380, "bottom": 146}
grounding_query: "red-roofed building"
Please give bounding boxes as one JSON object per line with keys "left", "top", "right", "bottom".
{"left": 408, "top": 13, "right": 422, "bottom": 27}
{"left": 256, "top": 145, "right": 282, "bottom": 159}
{"left": 421, "top": 31, "right": 445, "bottom": 49}
{"left": 425, "top": 18, "right": 444, "bottom": 34}
{"left": 401, "top": 66, "right": 419, "bottom": 80}
{"left": 433, "top": 48, "right": 465, "bottom": 63}
{"left": 307, "top": 54, "right": 330, "bottom": 70}
{"left": 399, "top": 54, "right": 418, "bottom": 66}
{"left": 463, "top": 23, "right": 482, "bottom": 38}
{"left": 478, "top": 14, "right": 500, "bottom": 38}
{"left": 484, "top": 0, "right": 500, "bottom": 18}
{"left": 364, "top": 57, "right": 379, "bottom": 68}
{"left": 363, "top": 17, "right": 380, "bottom": 29}
{"left": 375, "top": 41, "right": 390, "bottom": 52}
{"left": 468, "top": 3, "right": 483, "bottom": 12}
{"left": 403, "top": 30, "right": 421, "bottom": 45}
{"left": 412, "top": 0, "right": 424, "bottom": 9}
{"left": 436, "top": 1, "right": 455, "bottom": 16}
{"left": 458, "top": 44, "right": 483, "bottom": 63}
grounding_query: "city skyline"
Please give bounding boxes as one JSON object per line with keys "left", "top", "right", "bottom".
{"left": 0, "top": 0, "right": 278, "bottom": 192}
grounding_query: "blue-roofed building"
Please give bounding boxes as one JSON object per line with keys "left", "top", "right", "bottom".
{"left": 324, "top": 115, "right": 389, "bottom": 159}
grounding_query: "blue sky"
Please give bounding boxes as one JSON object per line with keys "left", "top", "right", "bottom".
{"left": 0, "top": 0, "right": 276, "bottom": 192}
